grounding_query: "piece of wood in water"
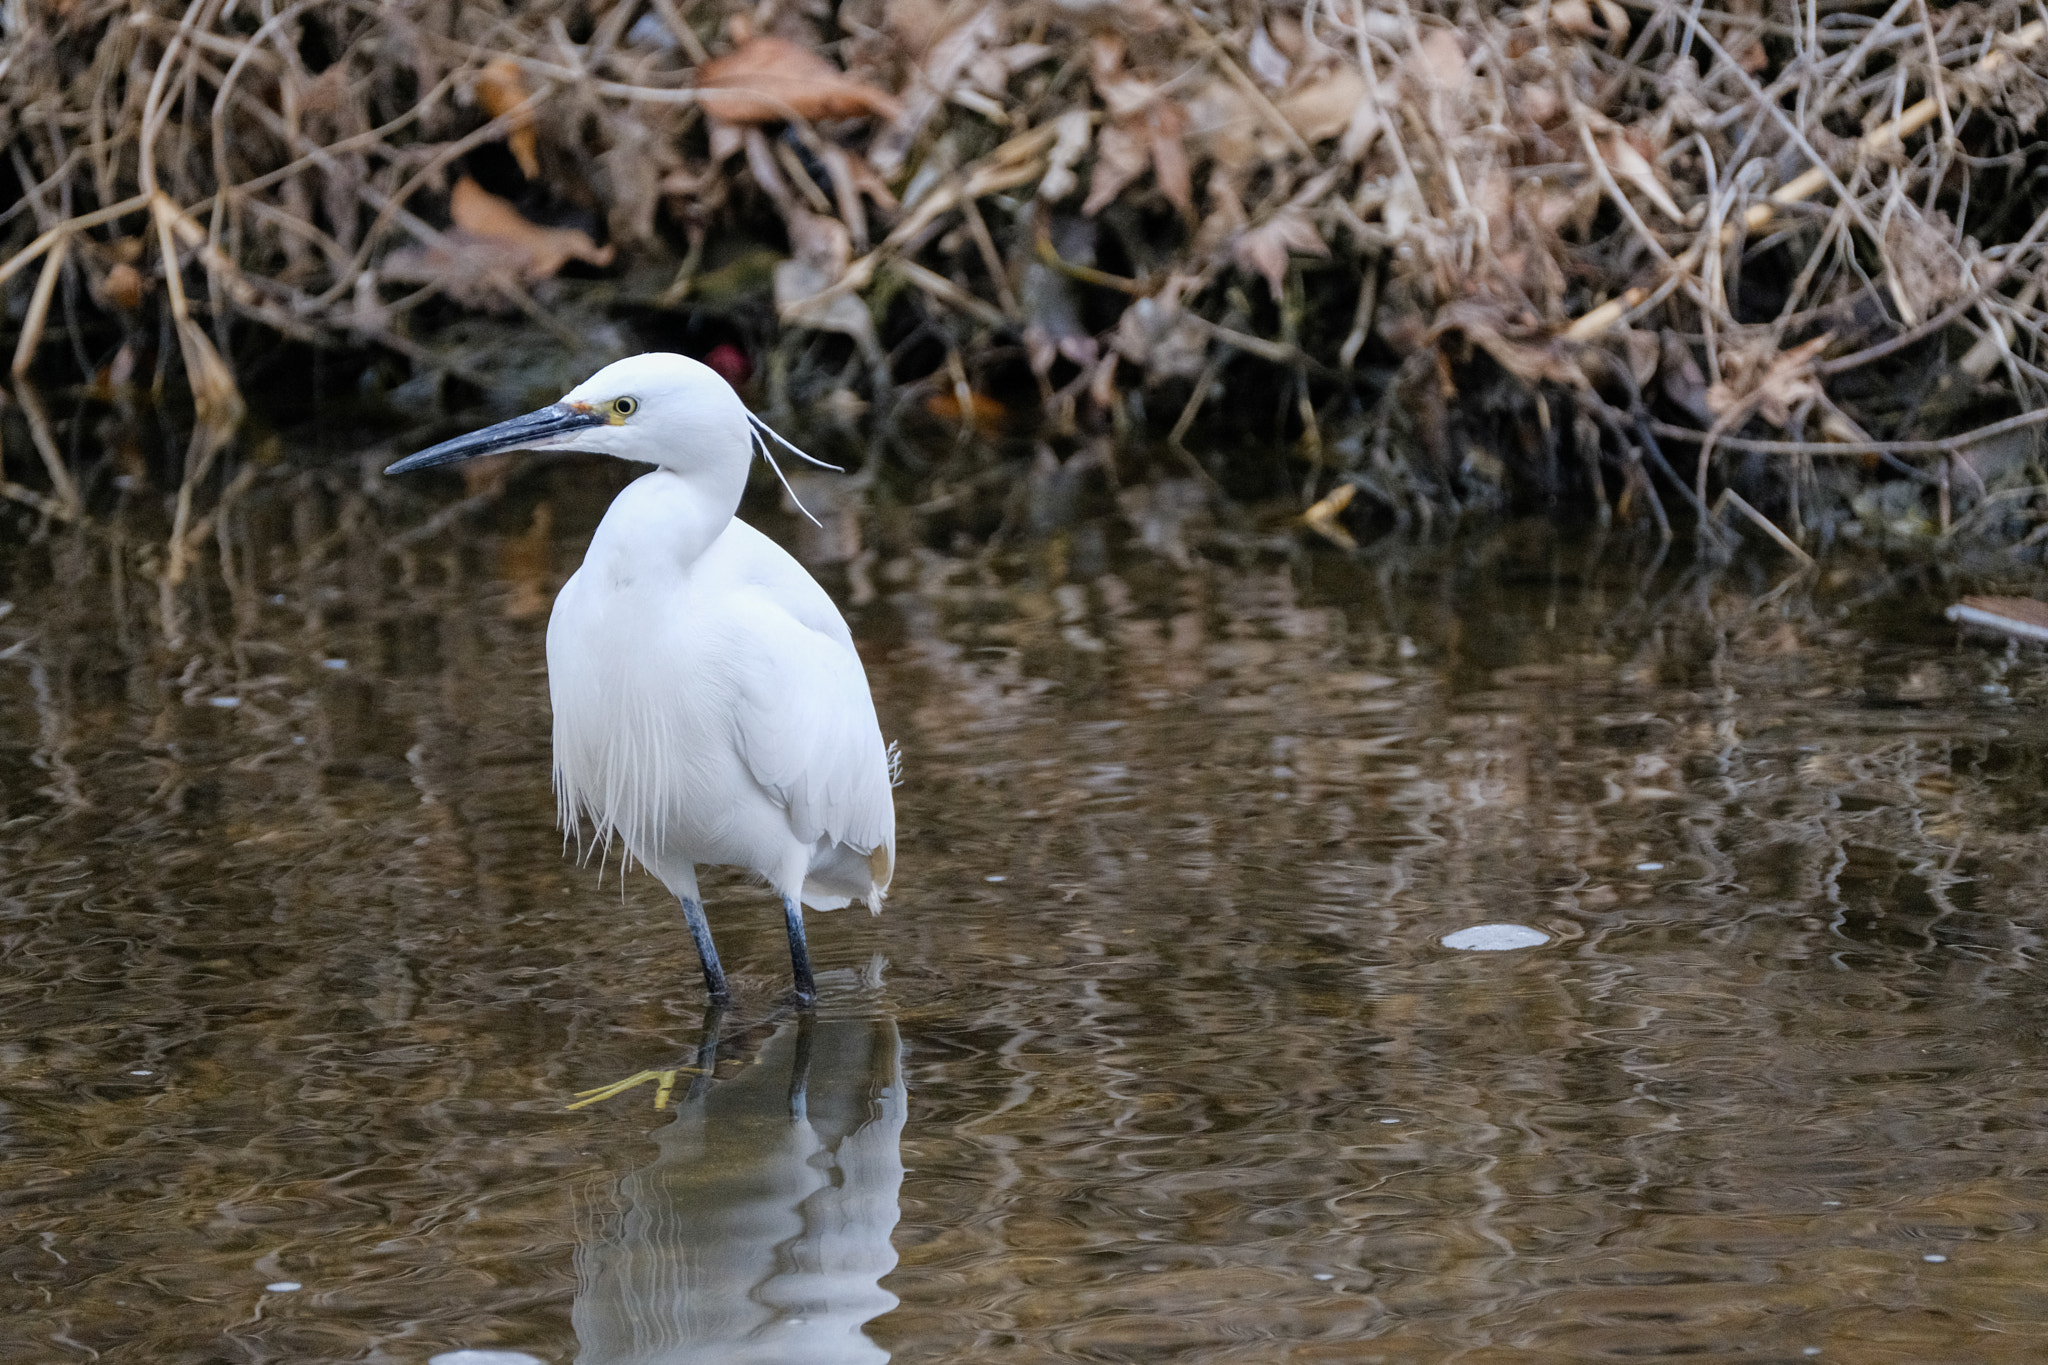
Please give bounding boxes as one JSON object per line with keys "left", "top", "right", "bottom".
{"left": 1945, "top": 595, "right": 2048, "bottom": 644}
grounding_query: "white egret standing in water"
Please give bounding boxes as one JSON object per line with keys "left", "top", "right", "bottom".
{"left": 386, "top": 353, "right": 897, "bottom": 1005}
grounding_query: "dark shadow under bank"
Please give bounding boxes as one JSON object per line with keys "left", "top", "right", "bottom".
{"left": 5, "top": 328, "right": 2047, "bottom": 619}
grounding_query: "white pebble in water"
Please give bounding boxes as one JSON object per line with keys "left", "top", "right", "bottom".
{"left": 429, "top": 1353, "right": 546, "bottom": 1365}
{"left": 1635, "top": 861, "right": 1664, "bottom": 871}
{"left": 1440, "top": 923, "right": 1549, "bottom": 951}
{"left": 1923, "top": 1253, "right": 1947, "bottom": 1263}
{"left": 985, "top": 875, "right": 1006, "bottom": 882}
{"left": 208, "top": 696, "right": 241, "bottom": 708}
{"left": 1311, "top": 1272, "right": 1334, "bottom": 1281}
{"left": 265, "top": 1281, "right": 301, "bottom": 1292}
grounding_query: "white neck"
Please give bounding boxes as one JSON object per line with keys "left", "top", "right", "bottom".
{"left": 585, "top": 462, "right": 749, "bottom": 583}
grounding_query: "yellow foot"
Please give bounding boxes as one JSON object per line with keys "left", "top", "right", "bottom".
{"left": 565, "top": 1066, "right": 701, "bottom": 1111}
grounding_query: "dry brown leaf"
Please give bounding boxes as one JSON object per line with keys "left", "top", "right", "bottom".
{"left": 884, "top": 0, "right": 950, "bottom": 51}
{"left": 1277, "top": 66, "right": 1366, "bottom": 144}
{"left": 1090, "top": 43, "right": 1157, "bottom": 119}
{"left": 1112, "top": 278, "right": 1209, "bottom": 378}
{"left": 448, "top": 175, "right": 614, "bottom": 278}
{"left": 1083, "top": 119, "right": 1151, "bottom": 216}
{"left": 477, "top": 58, "right": 540, "bottom": 180}
{"left": 1518, "top": 83, "right": 1562, "bottom": 127}
{"left": 697, "top": 36, "right": 903, "bottom": 124}
{"left": 1547, "top": 0, "right": 1629, "bottom": 45}
{"left": 774, "top": 208, "right": 880, "bottom": 360}
{"left": 1192, "top": 173, "right": 1248, "bottom": 258}
{"left": 969, "top": 42, "right": 1056, "bottom": 97}
{"left": 1234, "top": 206, "right": 1328, "bottom": 296}
{"left": 1081, "top": 35, "right": 1192, "bottom": 219}
{"left": 869, "top": 4, "right": 1003, "bottom": 177}
{"left": 1706, "top": 333, "right": 1832, "bottom": 428}
{"left": 1406, "top": 29, "right": 1470, "bottom": 99}
{"left": 600, "top": 118, "right": 670, "bottom": 246}
{"left": 925, "top": 389, "right": 1008, "bottom": 427}
{"left": 1038, "top": 109, "right": 1093, "bottom": 202}
{"left": 1148, "top": 100, "right": 1193, "bottom": 219}
{"left": 1429, "top": 299, "right": 1588, "bottom": 388}
{"left": 1184, "top": 77, "right": 1261, "bottom": 174}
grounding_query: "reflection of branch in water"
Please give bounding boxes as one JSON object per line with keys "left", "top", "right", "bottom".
{"left": 160, "top": 420, "right": 240, "bottom": 649}
{"left": 9, "top": 380, "right": 83, "bottom": 519}
{"left": 575, "top": 997, "right": 904, "bottom": 1365}
{"left": 19, "top": 654, "right": 88, "bottom": 813}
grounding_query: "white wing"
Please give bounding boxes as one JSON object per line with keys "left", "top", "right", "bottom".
{"left": 711, "top": 523, "right": 896, "bottom": 886}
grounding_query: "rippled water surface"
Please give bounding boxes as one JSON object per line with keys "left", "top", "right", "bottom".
{"left": 7, "top": 441, "right": 2048, "bottom": 1364}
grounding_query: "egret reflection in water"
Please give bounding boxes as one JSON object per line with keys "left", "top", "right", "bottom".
{"left": 574, "top": 993, "right": 906, "bottom": 1365}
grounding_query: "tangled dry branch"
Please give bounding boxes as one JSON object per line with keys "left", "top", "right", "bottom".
{"left": 4, "top": 0, "right": 2048, "bottom": 548}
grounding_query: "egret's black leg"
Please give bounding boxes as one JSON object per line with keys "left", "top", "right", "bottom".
{"left": 679, "top": 896, "right": 730, "bottom": 1003}
{"left": 782, "top": 896, "right": 817, "bottom": 1006}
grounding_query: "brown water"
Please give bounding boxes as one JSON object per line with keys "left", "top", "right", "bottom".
{"left": 6, "top": 435, "right": 2048, "bottom": 1364}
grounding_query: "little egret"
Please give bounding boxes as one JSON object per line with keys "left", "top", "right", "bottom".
{"left": 386, "top": 353, "right": 896, "bottom": 1006}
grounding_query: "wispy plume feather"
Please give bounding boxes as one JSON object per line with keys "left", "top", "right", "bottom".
{"left": 746, "top": 413, "right": 843, "bottom": 528}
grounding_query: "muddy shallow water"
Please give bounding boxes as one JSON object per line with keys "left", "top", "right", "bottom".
{"left": 5, "top": 438, "right": 2048, "bottom": 1364}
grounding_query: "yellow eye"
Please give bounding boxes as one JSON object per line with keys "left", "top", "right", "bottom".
{"left": 613, "top": 396, "right": 639, "bottom": 418}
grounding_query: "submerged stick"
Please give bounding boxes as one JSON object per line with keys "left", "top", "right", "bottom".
{"left": 1946, "top": 597, "right": 2048, "bottom": 646}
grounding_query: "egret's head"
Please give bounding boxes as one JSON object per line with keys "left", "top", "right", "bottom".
{"left": 385, "top": 353, "right": 748, "bottom": 477}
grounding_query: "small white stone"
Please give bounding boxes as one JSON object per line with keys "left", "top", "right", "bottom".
{"left": 208, "top": 696, "right": 241, "bottom": 708}
{"left": 428, "top": 1353, "right": 545, "bottom": 1365}
{"left": 1380, "top": 1118, "right": 1401, "bottom": 1124}
{"left": 1311, "top": 1273, "right": 1334, "bottom": 1281}
{"left": 1441, "top": 923, "right": 1549, "bottom": 951}
{"left": 129, "top": 1070, "right": 152, "bottom": 1077}
{"left": 985, "top": 874, "right": 1006, "bottom": 882}
{"left": 1635, "top": 861, "right": 1664, "bottom": 871}
{"left": 1923, "top": 1253, "right": 1947, "bottom": 1263}
{"left": 265, "top": 1281, "right": 301, "bottom": 1292}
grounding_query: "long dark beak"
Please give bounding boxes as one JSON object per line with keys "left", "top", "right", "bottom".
{"left": 384, "top": 402, "right": 604, "bottom": 475}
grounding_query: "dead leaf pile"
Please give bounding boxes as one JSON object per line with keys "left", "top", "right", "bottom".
{"left": 5, "top": 0, "right": 2048, "bottom": 551}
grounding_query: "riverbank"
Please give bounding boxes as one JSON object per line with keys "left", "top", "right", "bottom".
{"left": 3, "top": 1, "right": 2048, "bottom": 550}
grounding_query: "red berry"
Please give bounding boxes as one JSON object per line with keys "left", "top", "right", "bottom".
{"left": 704, "top": 343, "right": 751, "bottom": 387}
